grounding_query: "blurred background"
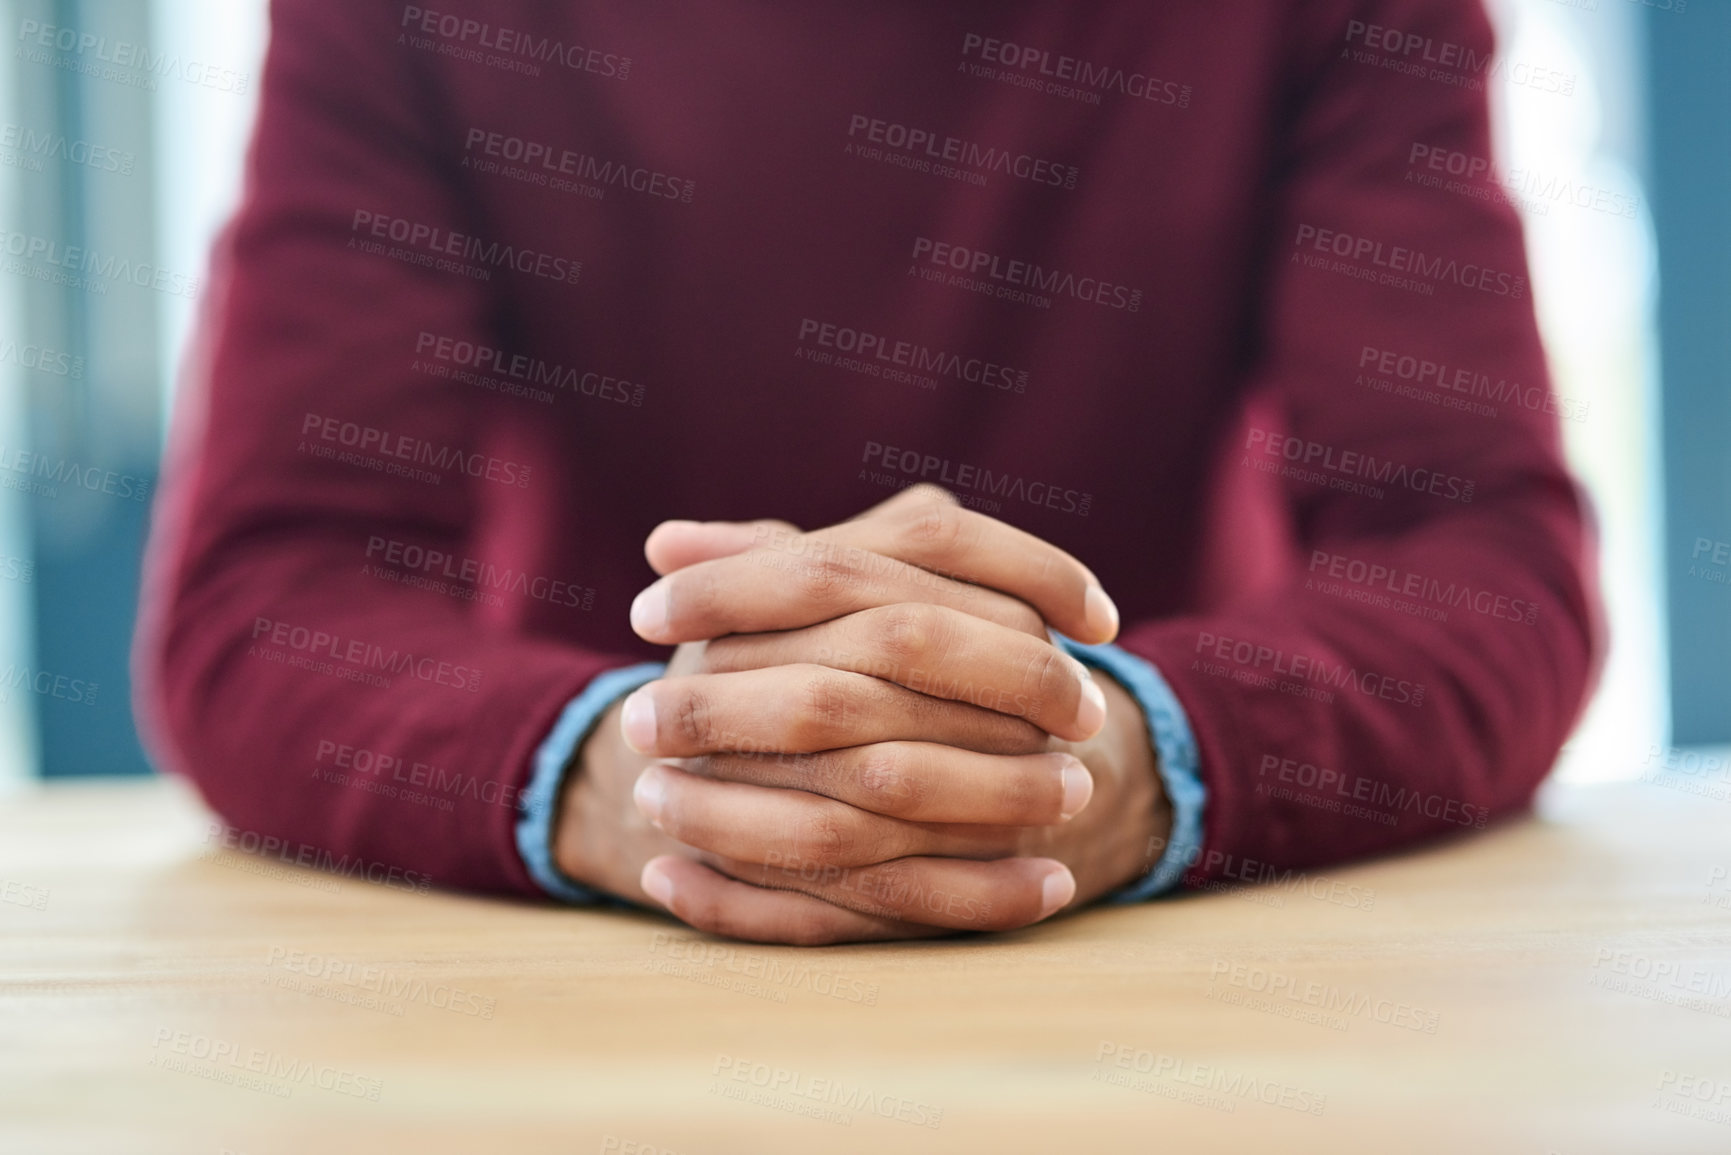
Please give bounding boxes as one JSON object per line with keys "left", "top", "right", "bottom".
{"left": 0, "top": 0, "right": 1722, "bottom": 789}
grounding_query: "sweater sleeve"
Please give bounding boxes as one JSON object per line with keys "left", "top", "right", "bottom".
{"left": 1111, "top": 0, "right": 1602, "bottom": 887}
{"left": 132, "top": 0, "right": 638, "bottom": 898}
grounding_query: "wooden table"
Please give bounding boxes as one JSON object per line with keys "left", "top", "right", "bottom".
{"left": 2, "top": 772, "right": 1728, "bottom": 1154}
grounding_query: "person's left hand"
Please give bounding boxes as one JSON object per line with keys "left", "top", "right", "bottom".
{"left": 625, "top": 491, "right": 1170, "bottom": 940}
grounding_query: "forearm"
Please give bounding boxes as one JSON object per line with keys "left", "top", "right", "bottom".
{"left": 1115, "top": 506, "right": 1595, "bottom": 884}
{"left": 141, "top": 532, "right": 646, "bottom": 896}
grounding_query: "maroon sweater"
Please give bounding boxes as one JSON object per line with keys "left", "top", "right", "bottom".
{"left": 136, "top": 0, "right": 1599, "bottom": 897}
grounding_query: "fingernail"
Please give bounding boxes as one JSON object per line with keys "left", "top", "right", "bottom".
{"left": 633, "top": 767, "right": 666, "bottom": 824}
{"left": 1039, "top": 867, "right": 1076, "bottom": 918}
{"left": 1075, "top": 677, "right": 1107, "bottom": 736}
{"left": 1058, "top": 761, "right": 1093, "bottom": 820}
{"left": 630, "top": 583, "right": 669, "bottom": 639}
{"left": 621, "top": 690, "right": 657, "bottom": 753}
{"left": 1084, "top": 586, "right": 1119, "bottom": 640}
{"left": 641, "top": 861, "right": 675, "bottom": 908}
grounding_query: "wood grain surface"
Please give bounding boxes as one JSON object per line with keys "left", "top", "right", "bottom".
{"left": 2, "top": 772, "right": 1728, "bottom": 1154}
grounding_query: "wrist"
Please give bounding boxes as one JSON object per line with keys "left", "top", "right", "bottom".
{"left": 1094, "top": 670, "right": 1170, "bottom": 892}
{"left": 553, "top": 699, "right": 645, "bottom": 899}
{"left": 1040, "top": 670, "right": 1167, "bottom": 907}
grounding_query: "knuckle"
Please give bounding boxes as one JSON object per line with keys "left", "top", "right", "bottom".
{"left": 1025, "top": 647, "right": 1074, "bottom": 721}
{"left": 792, "top": 670, "right": 854, "bottom": 746}
{"left": 873, "top": 603, "right": 938, "bottom": 666}
{"left": 793, "top": 555, "right": 858, "bottom": 605}
{"left": 856, "top": 860, "right": 919, "bottom": 916}
{"left": 671, "top": 686, "right": 717, "bottom": 748}
{"left": 898, "top": 500, "right": 967, "bottom": 557}
{"left": 994, "top": 764, "right": 1045, "bottom": 818}
{"left": 796, "top": 807, "right": 855, "bottom": 861}
{"left": 854, "top": 746, "right": 923, "bottom": 814}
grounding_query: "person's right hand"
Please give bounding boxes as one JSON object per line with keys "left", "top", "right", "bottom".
{"left": 554, "top": 487, "right": 1123, "bottom": 943}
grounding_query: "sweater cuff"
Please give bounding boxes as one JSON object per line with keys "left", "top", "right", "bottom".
{"left": 515, "top": 661, "right": 667, "bottom": 904}
{"left": 1057, "top": 637, "right": 1206, "bottom": 903}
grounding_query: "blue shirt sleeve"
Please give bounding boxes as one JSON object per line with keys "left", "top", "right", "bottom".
{"left": 1057, "top": 637, "right": 1206, "bottom": 902}
{"left": 515, "top": 661, "right": 666, "bottom": 904}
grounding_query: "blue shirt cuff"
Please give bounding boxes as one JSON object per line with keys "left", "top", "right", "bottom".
{"left": 1057, "top": 637, "right": 1206, "bottom": 902}
{"left": 515, "top": 661, "right": 667, "bottom": 904}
